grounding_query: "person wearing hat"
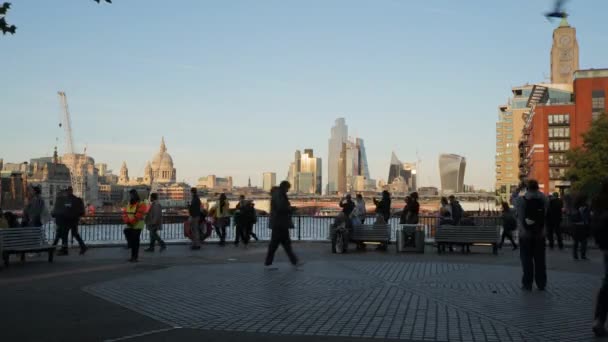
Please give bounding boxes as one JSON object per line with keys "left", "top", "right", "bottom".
{"left": 52, "top": 186, "right": 87, "bottom": 256}
{"left": 122, "top": 189, "right": 147, "bottom": 262}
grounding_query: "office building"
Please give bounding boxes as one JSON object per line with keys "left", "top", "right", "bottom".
{"left": 197, "top": 175, "right": 233, "bottom": 192}
{"left": 387, "top": 152, "right": 417, "bottom": 192}
{"left": 496, "top": 18, "right": 580, "bottom": 201}
{"left": 287, "top": 149, "right": 322, "bottom": 195}
{"left": 337, "top": 138, "right": 375, "bottom": 193}
{"left": 262, "top": 172, "right": 276, "bottom": 192}
{"left": 520, "top": 69, "right": 608, "bottom": 193}
{"left": 439, "top": 154, "right": 466, "bottom": 194}
{"left": 327, "top": 118, "right": 348, "bottom": 194}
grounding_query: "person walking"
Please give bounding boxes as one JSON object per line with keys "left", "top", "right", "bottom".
{"left": 373, "top": 191, "right": 392, "bottom": 223}
{"left": 571, "top": 195, "right": 591, "bottom": 260}
{"left": 354, "top": 194, "right": 366, "bottom": 225}
{"left": 144, "top": 193, "right": 166, "bottom": 252}
{"left": 591, "top": 179, "right": 608, "bottom": 337}
{"left": 237, "top": 200, "right": 257, "bottom": 248}
{"left": 515, "top": 179, "right": 548, "bottom": 291}
{"left": 234, "top": 195, "right": 247, "bottom": 246}
{"left": 547, "top": 192, "right": 564, "bottom": 250}
{"left": 214, "top": 193, "right": 230, "bottom": 246}
{"left": 247, "top": 202, "right": 259, "bottom": 241}
{"left": 499, "top": 201, "right": 518, "bottom": 250}
{"left": 265, "top": 181, "right": 300, "bottom": 270}
{"left": 53, "top": 186, "right": 87, "bottom": 256}
{"left": 188, "top": 188, "right": 203, "bottom": 250}
{"left": 122, "top": 189, "right": 147, "bottom": 262}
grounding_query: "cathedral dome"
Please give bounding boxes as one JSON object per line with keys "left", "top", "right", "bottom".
{"left": 150, "top": 138, "right": 176, "bottom": 183}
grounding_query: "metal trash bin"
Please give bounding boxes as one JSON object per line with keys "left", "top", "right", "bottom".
{"left": 396, "top": 224, "right": 425, "bottom": 253}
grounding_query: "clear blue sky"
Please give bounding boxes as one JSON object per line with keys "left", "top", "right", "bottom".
{"left": 2, "top": 0, "right": 608, "bottom": 190}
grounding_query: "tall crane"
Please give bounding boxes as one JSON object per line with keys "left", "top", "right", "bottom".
{"left": 58, "top": 91, "right": 85, "bottom": 199}
{"left": 57, "top": 91, "right": 74, "bottom": 155}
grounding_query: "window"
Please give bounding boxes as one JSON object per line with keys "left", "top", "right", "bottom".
{"left": 593, "top": 90, "right": 605, "bottom": 120}
{"left": 548, "top": 113, "right": 570, "bottom": 125}
{"left": 506, "top": 134, "right": 513, "bottom": 139}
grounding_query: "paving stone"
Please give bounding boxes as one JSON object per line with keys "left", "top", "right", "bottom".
{"left": 84, "top": 260, "right": 600, "bottom": 341}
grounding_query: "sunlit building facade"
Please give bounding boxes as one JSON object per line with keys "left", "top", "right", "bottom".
{"left": 439, "top": 154, "right": 466, "bottom": 194}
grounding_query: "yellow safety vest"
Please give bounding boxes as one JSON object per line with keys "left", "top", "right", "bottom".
{"left": 125, "top": 203, "right": 145, "bottom": 229}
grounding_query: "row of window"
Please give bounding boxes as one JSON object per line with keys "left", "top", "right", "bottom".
{"left": 549, "top": 141, "right": 570, "bottom": 152}
{"left": 550, "top": 168, "right": 567, "bottom": 180}
{"left": 548, "top": 127, "right": 570, "bottom": 138}
{"left": 549, "top": 153, "right": 569, "bottom": 166}
{"left": 548, "top": 114, "right": 570, "bottom": 125}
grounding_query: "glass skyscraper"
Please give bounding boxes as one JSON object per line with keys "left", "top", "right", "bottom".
{"left": 327, "top": 118, "right": 348, "bottom": 194}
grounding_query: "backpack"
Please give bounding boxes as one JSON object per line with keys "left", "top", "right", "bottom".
{"left": 524, "top": 197, "right": 545, "bottom": 232}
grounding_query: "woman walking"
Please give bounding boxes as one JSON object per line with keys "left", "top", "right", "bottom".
{"left": 214, "top": 193, "right": 231, "bottom": 246}
{"left": 122, "top": 189, "right": 147, "bottom": 262}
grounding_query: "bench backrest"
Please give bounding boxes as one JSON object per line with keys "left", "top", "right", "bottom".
{"left": 351, "top": 224, "right": 391, "bottom": 241}
{"left": 0, "top": 227, "right": 46, "bottom": 250}
{"left": 435, "top": 225, "right": 500, "bottom": 243}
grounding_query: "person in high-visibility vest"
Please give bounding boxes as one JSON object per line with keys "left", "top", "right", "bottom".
{"left": 122, "top": 189, "right": 147, "bottom": 262}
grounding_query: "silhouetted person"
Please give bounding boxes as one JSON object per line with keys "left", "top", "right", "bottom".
{"left": 53, "top": 186, "right": 87, "bottom": 256}
{"left": 499, "top": 202, "right": 518, "bottom": 250}
{"left": 265, "top": 181, "right": 300, "bottom": 270}
{"left": 23, "top": 185, "right": 46, "bottom": 227}
{"left": 339, "top": 194, "right": 355, "bottom": 227}
{"left": 144, "top": 193, "right": 166, "bottom": 252}
{"left": 547, "top": 192, "right": 564, "bottom": 250}
{"left": 515, "top": 179, "right": 548, "bottom": 291}
{"left": 592, "top": 179, "right": 608, "bottom": 337}
{"left": 373, "top": 191, "right": 391, "bottom": 223}
{"left": 214, "top": 193, "right": 230, "bottom": 246}
{"left": 571, "top": 195, "right": 591, "bottom": 260}
{"left": 189, "top": 187, "right": 203, "bottom": 250}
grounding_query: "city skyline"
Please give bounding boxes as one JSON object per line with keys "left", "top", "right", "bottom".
{"left": 3, "top": 1, "right": 608, "bottom": 190}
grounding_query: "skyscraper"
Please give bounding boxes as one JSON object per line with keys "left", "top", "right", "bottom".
{"left": 388, "top": 152, "right": 417, "bottom": 189}
{"left": 439, "top": 154, "right": 466, "bottom": 194}
{"left": 327, "top": 118, "right": 348, "bottom": 194}
{"left": 337, "top": 139, "right": 375, "bottom": 193}
{"left": 262, "top": 172, "right": 276, "bottom": 192}
{"left": 288, "top": 149, "right": 322, "bottom": 195}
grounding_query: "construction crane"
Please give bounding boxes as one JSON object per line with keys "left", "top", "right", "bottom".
{"left": 57, "top": 91, "right": 74, "bottom": 155}
{"left": 58, "top": 91, "right": 85, "bottom": 200}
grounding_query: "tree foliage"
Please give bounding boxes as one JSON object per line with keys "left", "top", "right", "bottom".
{"left": 1, "top": 2, "right": 16, "bottom": 35}
{"left": 566, "top": 113, "right": 608, "bottom": 196}
{"left": 1, "top": 1, "right": 112, "bottom": 36}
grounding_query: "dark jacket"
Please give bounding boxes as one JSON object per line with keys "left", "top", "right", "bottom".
{"left": 407, "top": 200, "right": 420, "bottom": 224}
{"left": 236, "top": 202, "right": 256, "bottom": 226}
{"left": 374, "top": 198, "right": 391, "bottom": 222}
{"left": 189, "top": 195, "right": 202, "bottom": 217}
{"left": 270, "top": 189, "right": 293, "bottom": 230}
{"left": 52, "top": 193, "right": 85, "bottom": 226}
{"left": 340, "top": 199, "right": 355, "bottom": 217}
{"left": 547, "top": 197, "right": 563, "bottom": 225}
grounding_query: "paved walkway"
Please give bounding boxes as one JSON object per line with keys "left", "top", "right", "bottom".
{"left": 0, "top": 242, "right": 604, "bottom": 341}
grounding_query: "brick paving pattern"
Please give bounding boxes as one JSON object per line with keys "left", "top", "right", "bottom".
{"left": 85, "top": 261, "right": 600, "bottom": 341}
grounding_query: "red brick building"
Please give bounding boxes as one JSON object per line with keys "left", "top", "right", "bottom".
{"left": 520, "top": 69, "right": 608, "bottom": 193}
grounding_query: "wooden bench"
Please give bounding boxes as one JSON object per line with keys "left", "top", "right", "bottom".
{"left": 435, "top": 225, "right": 500, "bottom": 255}
{"left": 351, "top": 224, "right": 391, "bottom": 251}
{"left": 0, "top": 227, "right": 55, "bottom": 267}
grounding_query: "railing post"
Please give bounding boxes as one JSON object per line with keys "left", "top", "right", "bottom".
{"left": 298, "top": 216, "right": 302, "bottom": 241}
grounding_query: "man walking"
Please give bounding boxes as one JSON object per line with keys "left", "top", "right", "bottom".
{"left": 145, "top": 193, "right": 166, "bottom": 252}
{"left": 547, "top": 192, "right": 564, "bottom": 250}
{"left": 53, "top": 186, "right": 87, "bottom": 256}
{"left": 515, "top": 179, "right": 548, "bottom": 291}
{"left": 189, "top": 188, "right": 203, "bottom": 250}
{"left": 265, "top": 181, "right": 300, "bottom": 270}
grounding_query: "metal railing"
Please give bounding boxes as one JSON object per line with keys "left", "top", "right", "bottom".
{"left": 43, "top": 214, "right": 509, "bottom": 246}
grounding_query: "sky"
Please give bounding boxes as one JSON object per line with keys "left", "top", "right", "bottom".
{"left": 2, "top": 0, "right": 608, "bottom": 190}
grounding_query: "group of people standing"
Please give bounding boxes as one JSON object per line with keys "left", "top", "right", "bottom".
{"left": 187, "top": 190, "right": 258, "bottom": 250}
